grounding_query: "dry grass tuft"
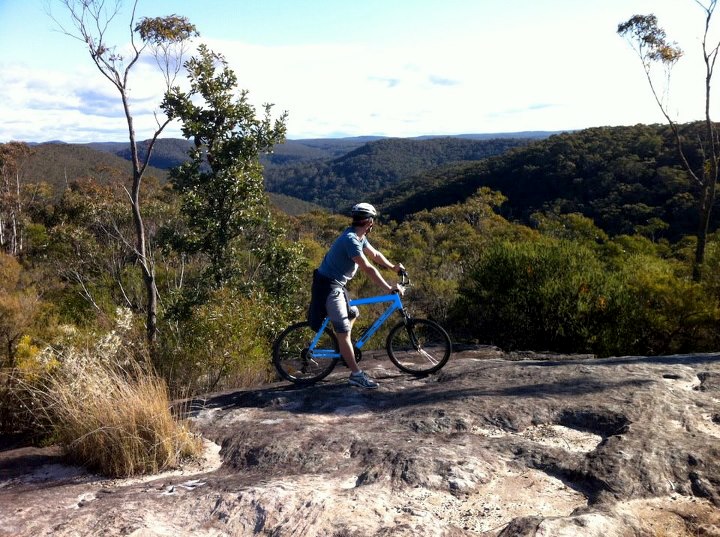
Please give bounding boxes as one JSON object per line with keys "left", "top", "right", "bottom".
{"left": 26, "top": 308, "right": 203, "bottom": 477}
{"left": 45, "top": 357, "right": 202, "bottom": 477}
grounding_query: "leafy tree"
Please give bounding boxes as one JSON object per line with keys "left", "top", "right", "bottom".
{"left": 0, "top": 143, "right": 32, "bottom": 256}
{"left": 618, "top": 3, "right": 720, "bottom": 280}
{"left": 0, "top": 253, "right": 40, "bottom": 365}
{"left": 163, "top": 44, "right": 288, "bottom": 290}
{"left": 156, "top": 44, "right": 303, "bottom": 390}
{"left": 49, "top": 0, "right": 198, "bottom": 343}
{"left": 43, "top": 178, "right": 144, "bottom": 322}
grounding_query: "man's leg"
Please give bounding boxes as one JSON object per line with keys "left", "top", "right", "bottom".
{"left": 336, "top": 331, "right": 360, "bottom": 374}
{"left": 340, "top": 324, "right": 378, "bottom": 389}
{"left": 326, "top": 288, "right": 377, "bottom": 388}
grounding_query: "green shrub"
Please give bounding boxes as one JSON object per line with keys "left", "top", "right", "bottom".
{"left": 454, "top": 239, "right": 609, "bottom": 352}
{"left": 157, "top": 288, "right": 283, "bottom": 395}
{"left": 617, "top": 253, "right": 719, "bottom": 354}
{"left": 453, "top": 238, "right": 719, "bottom": 356}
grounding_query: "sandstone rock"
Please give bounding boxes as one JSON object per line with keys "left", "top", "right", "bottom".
{"left": 1, "top": 349, "right": 719, "bottom": 536}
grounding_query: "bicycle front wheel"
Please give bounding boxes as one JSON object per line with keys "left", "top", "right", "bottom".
{"left": 386, "top": 318, "right": 452, "bottom": 375}
{"left": 273, "top": 321, "right": 339, "bottom": 384}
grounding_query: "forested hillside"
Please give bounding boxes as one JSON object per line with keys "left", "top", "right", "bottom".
{"left": 20, "top": 125, "right": 717, "bottom": 242}
{"left": 263, "top": 137, "right": 532, "bottom": 209}
{"left": 19, "top": 143, "right": 323, "bottom": 215}
{"left": 379, "top": 123, "right": 712, "bottom": 241}
{"left": 82, "top": 134, "right": 536, "bottom": 213}
{"left": 23, "top": 143, "right": 168, "bottom": 188}
{"left": 266, "top": 192, "right": 325, "bottom": 215}
{"left": 85, "top": 137, "right": 380, "bottom": 171}
{"left": 86, "top": 138, "right": 191, "bottom": 171}
{"left": 262, "top": 137, "right": 384, "bottom": 165}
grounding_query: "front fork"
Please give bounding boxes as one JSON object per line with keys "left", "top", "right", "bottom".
{"left": 397, "top": 309, "right": 421, "bottom": 350}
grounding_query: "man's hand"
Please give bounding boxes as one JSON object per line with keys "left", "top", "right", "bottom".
{"left": 393, "top": 262, "right": 406, "bottom": 274}
{"left": 392, "top": 283, "right": 405, "bottom": 296}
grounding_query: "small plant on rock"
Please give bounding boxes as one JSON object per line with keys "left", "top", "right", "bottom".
{"left": 25, "top": 309, "right": 202, "bottom": 477}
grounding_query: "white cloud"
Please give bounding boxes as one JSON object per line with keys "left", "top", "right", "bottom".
{"left": 0, "top": 60, "right": 184, "bottom": 143}
{"left": 202, "top": 28, "right": 683, "bottom": 139}
{"left": 2, "top": 0, "right": 719, "bottom": 145}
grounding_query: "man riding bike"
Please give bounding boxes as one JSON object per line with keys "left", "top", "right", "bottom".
{"left": 308, "top": 202, "right": 405, "bottom": 389}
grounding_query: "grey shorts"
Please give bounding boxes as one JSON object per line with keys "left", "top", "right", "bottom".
{"left": 326, "top": 285, "right": 359, "bottom": 333}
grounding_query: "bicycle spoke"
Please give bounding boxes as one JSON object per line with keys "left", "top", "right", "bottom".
{"left": 387, "top": 319, "right": 452, "bottom": 375}
{"left": 418, "top": 347, "right": 439, "bottom": 365}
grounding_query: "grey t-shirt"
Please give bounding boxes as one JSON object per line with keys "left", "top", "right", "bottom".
{"left": 317, "top": 227, "right": 369, "bottom": 286}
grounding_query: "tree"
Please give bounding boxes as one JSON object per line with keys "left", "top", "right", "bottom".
{"left": 618, "top": 3, "right": 720, "bottom": 281}
{"left": 0, "top": 143, "right": 32, "bottom": 257}
{"left": 48, "top": 0, "right": 198, "bottom": 343}
{"left": 0, "top": 253, "right": 40, "bottom": 365}
{"left": 163, "top": 44, "right": 288, "bottom": 290}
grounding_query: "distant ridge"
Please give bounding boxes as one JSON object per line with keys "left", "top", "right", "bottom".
{"left": 77, "top": 132, "right": 559, "bottom": 171}
{"left": 19, "top": 142, "right": 168, "bottom": 190}
{"left": 17, "top": 131, "right": 559, "bottom": 217}
{"left": 73, "top": 133, "right": 553, "bottom": 212}
{"left": 65, "top": 132, "right": 556, "bottom": 146}
{"left": 263, "top": 136, "right": 535, "bottom": 209}
{"left": 411, "top": 131, "right": 563, "bottom": 140}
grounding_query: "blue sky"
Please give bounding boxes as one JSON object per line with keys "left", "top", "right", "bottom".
{"left": 0, "top": 0, "right": 714, "bottom": 143}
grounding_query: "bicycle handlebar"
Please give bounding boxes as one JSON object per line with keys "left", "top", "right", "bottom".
{"left": 390, "top": 271, "right": 410, "bottom": 294}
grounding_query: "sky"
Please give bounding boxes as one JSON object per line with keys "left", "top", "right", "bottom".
{"left": 0, "top": 0, "right": 716, "bottom": 143}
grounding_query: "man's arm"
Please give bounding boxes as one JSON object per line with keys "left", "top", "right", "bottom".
{"left": 353, "top": 253, "right": 396, "bottom": 293}
{"left": 363, "top": 243, "right": 404, "bottom": 273}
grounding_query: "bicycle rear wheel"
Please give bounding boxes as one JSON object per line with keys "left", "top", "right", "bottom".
{"left": 386, "top": 318, "right": 452, "bottom": 375}
{"left": 273, "top": 321, "right": 339, "bottom": 384}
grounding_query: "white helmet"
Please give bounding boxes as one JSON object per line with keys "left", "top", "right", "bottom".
{"left": 351, "top": 202, "right": 377, "bottom": 220}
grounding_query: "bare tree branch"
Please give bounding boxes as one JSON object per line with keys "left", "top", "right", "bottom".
{"left": 48, "top": 0, "right": 197, "bottom": 343}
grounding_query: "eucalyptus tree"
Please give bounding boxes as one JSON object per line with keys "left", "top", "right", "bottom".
{"left": 163, "top": 44, "right": 288, "bottom": 293}
{"left": 0, "top": 143, "right": 32, "bottom": 257}
{"left": 618, "top": 1, "right": 720, "bottom": 281}
{"left": 48, "top": 0, "right": 198, "bottom": 342}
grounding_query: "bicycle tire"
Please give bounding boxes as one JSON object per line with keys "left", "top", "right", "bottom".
{"left": 273, "top": 321, "right": 339, "bottom": 384}
{"left": 386, "top": 318, "right": 452, "bottom": 375}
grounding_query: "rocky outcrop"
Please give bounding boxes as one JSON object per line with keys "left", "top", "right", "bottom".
{"left": 1, "top": 348, "right": 720, "bottom": 536}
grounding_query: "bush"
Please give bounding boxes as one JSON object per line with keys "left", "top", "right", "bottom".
{"left": 43, "top": 355, "right": 200, "bottom": 477}
{"left": 454, "top": 238, "right": 719, "bottom": 356}
{"left": 454, "top": 239, "right": 611, "bottom": 352}
{"left": 10, "top": 308, "right": 202, "bottom": 477}
{"left": 1, "top": 337, "right": 59, "bottom": 439}
{"left": 157, "top": 289, "right": 283, "bottom": 395}
{"left": 617, "top": 253, "right": 719, "bottom": 354}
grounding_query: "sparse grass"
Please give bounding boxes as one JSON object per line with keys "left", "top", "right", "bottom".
{"left": 21, "top": 308, "right": 203, "bottom": 478}
{"left": 42, "top": 355, "right": 202, "bottom": 477}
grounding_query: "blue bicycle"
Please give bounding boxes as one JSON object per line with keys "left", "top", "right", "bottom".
{"left": 273, "top": 272, "right": 452, "bottom": 385}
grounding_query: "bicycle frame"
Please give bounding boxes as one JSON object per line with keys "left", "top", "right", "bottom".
{"left": 308, "top": 292, "right": 405, "bottom": 360}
